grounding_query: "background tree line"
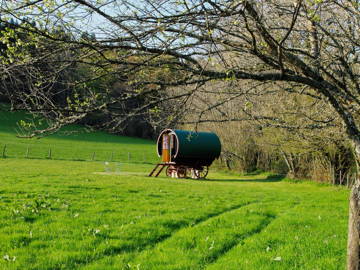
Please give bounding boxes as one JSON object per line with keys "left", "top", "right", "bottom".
{"left": 183, "top": 79, "right": 357, "bottom": 186}
{"left": 0, "top": 18, "right": 176, "bottom": 138}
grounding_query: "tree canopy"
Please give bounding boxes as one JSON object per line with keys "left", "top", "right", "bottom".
{"left": 1, "top": 1, "right": 360, "bottom": 267}
{"left": 0, "top": 0, "right": 359, "bottom": 147}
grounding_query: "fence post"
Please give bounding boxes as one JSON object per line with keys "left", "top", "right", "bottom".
{"left": 25, "top": 146, "right": 29, "bottom": 158}
{"left": 48, "top": 148, "right": 52, "bottom": 159}
{"left": 2, "top": 144, "right": 6, "bottom": 158}
{"left": 110, "top": 152, "right": 114, "bottom": 162}
{"left": 92, "top": 152, "right": 96, "bottom": 161}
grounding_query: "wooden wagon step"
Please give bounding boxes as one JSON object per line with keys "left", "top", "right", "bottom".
{"left": 148, "top": 163, "right": 169, "bottom": 177}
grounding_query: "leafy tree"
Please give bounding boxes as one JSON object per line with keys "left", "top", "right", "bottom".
{"left": 1, "top": 0, "right": 360, "bottom": 267}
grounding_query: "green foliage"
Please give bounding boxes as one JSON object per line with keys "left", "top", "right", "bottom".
{"left": 0, "top": 19, "right": 40, "bottom": 64}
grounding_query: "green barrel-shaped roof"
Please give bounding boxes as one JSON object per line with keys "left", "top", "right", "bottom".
{"left": 172, "top": 129, "right": 221, "bottom": 160}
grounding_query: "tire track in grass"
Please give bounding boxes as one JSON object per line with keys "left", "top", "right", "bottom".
{"left": 123, "top": 201, "right": 298, "bottom": 270}
{"left": 201, "top": 212, "right": 276, "bottom": 267}
{"left": 100, "top": 200, "right": 259, "bottom": 254}
{"left": 51, "top": 200, "right": 259, "bottom": 269}
{"left": 204, "top": 201, "right": 301, "bottom": 270}
{"left": 104, "top": 200, "right": 258, "bottom": 250}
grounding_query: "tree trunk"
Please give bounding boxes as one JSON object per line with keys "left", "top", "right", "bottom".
{"left": 347, "top": 138, "right": 360, "bottom": 270}
{"left": 308, "top": 19, "right": 320, "bottom": 72}
{"left": 282, "top": 151, "right": 296, "bottom": 178}
{"left": 348, "top": 182, "right": 360, "bottom": 270}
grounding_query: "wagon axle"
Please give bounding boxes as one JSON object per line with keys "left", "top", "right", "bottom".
{"left": 148, "top": 163, "right": 209, "bottom": 179}
{"left": 166, "top": 165, "right": 209, "bottom": 179}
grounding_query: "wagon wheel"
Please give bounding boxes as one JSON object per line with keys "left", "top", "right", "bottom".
{"left": 186, "top": 167, "right": 193, "bottom": 177}
{"left": 194, "top": 166, "right": 209, "bottom": 179}
{"left": 166, "top": 166, "right": 176, "bottom": 177}
{"left": 176, "top": 166, "right": 187, "bottom": 178}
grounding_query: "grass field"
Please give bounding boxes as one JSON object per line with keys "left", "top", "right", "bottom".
{"left": 0, "top": 109, "right": 350, "bottom": 269}
{"left": 0, "top": 108, "right": 157, "bottom": 163}
{"left": 0, "top": 159, "right": 349, "bottom": 269}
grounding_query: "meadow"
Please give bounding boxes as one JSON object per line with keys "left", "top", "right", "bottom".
{"left": 0, "top": 108, "right": 157, "bottom": 163}
{"left": 0, "top": 109, "right": 350, "bottom": 269}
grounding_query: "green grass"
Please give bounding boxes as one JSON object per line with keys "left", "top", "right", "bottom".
{"left": 0, "top": 108, "right": 350, "bottom": 269}
{"left": 0, "top": 109, "right": 157, "bottom": 163}
{"left": 0, "top": 159, "right": 349, "bottom": 270}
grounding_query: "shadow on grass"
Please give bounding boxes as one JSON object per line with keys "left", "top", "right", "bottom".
{"left": 206, "top": 174, "right": 286, "bottom": 183}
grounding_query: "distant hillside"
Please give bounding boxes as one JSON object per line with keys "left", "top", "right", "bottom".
{"left": 0, "top": 108, "right": 158, "bottom": 163}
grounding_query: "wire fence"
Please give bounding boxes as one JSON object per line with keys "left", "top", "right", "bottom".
{"left": 0, "top": 143, "right": 158, "bottom": 164}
